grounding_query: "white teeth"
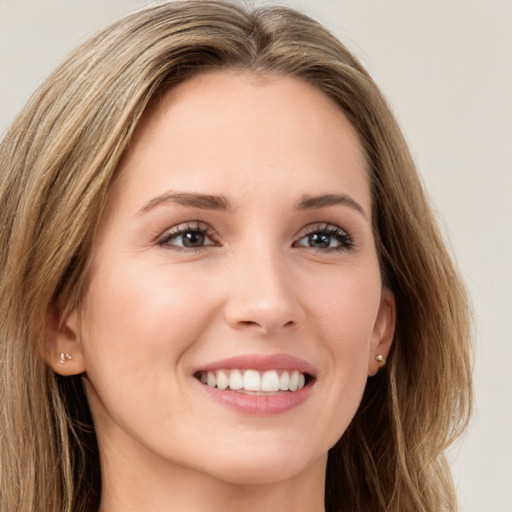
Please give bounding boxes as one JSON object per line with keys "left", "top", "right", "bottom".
{"left": 216, "top": 370, "right": 229, "bottom": 390}
{"left": 207, "top": 372, "right": 216, "bottom": 388}
{"left": 261, "top": 370, "right": 280, "bottom": 392}
{"left": 289, "top": 371, "right": 299, "bottom": 391}
{"left": 279, "top": 371, "right": 290, "bottom": 390}
{"left": 243, "top": 370, "right": 261, "bottom": 391}
{"left": 229, "top": 369, "right": 243, "bottom": 390}
{"left": 200, "top": 369, "right": 308, "bottom": 393}
{"left": 298, "top": 372, "right": 305, "bottom": 390}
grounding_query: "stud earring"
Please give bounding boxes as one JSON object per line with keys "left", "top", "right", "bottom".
{"left": 375, "top": 354, "right": 385, "bottom": 363}
{"left": 58, "top": 353, "right": 72, "bottom": 364}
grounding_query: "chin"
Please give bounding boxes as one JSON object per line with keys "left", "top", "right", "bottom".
{"left": 185, "top": 438, "right": 328, "bottom": 486}
{"left": 199, "top": 455, "right": 320, "bottom": 486}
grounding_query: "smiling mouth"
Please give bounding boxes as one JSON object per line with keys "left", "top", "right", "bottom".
{"left": 195, "top": 369, "right": 313, "bottom": 394}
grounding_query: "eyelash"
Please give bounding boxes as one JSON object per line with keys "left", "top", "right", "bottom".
{"left": 156, "top": 222, "right": 354, "bottom": 252}
{"left": 293, "top": 223, "right": 354, "bottom": 252}
{"left": 156, "top": 222, "right": 220, "bottom": 251}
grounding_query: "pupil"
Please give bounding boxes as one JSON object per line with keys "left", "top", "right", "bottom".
{"left": 183, "top": 231, "right": 204, "bottom": 247}
{"left": 309, "top": 233, "right": 330, "bottom": 248}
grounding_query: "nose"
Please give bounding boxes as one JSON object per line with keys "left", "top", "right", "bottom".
{"left": 223, "top": 249, "right": 304, "bottom": 336}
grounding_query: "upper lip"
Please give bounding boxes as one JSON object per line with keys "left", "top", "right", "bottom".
{"left": 196, "top": 353, "right": 317, "bottom": 377}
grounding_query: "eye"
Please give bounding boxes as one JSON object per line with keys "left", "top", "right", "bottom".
{"left": 294, "top": 223, "right": 353, "bottom": 251}
{"left": 157, "top": 222, "right": 219, "bottom": 250}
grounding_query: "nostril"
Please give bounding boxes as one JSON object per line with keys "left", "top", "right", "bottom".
{"left": 238, "top": 319, "right": 296, "bottom": 330}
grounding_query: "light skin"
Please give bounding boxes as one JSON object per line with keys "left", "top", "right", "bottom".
{"left": 45, "top": 71, "right": 395, "bottom": 512}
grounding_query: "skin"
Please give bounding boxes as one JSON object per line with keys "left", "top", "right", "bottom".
{"left": 47, "top": 71, "right": 395, "bottom": 512}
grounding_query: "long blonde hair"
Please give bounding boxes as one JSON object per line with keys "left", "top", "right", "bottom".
{"left": 0, "top": 2, "right": 472, "bottom": 511}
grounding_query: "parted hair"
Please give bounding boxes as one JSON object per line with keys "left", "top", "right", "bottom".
{"left": 0, "top": 1, "right": 472, "bottom": 511}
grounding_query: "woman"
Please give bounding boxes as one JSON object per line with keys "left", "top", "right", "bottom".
{"left": 0, "top": 1, "right": 472, "bottom": 511}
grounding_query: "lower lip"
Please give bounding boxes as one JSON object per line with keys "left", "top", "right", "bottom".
{"left": 198, "top": 380, "right": 313, "bottom": 415}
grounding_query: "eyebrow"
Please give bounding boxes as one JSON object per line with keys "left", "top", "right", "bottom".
{"left": 137, "top": 192, "right": 231, "bottom": 215}
{"left": 296, "top": 193, "right": 367, "bottom": 218}
{"left": 137, "top": 191, "right": 367, "bottom": 218}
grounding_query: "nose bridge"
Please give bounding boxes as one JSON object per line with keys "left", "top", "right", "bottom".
{"left": 224, "top": 243, "right": 303, "bottom": 334}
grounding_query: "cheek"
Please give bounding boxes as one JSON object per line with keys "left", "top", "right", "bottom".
{"left": 77, "top": 261, "right": 225, "bottom": 439}
{"left": 79, "top": 261, "right": 219, "bottom": 388}
{"left": 302, "top": 264, "right": 382, "bottom": 432}
{"left": 305, "top": 262, "right": 382, "bottom": 348}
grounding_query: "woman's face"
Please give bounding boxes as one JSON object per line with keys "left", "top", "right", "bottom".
{"left": 64, "top": 71, "right": 394, "bottom": 485}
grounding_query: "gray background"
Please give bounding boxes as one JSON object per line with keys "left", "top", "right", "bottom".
{"left": 1, "top": 0, "right": 511, "bottom": 510}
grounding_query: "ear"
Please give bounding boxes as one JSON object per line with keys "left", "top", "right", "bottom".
{"left": 367, "top": 287, "right": 396, "bottom": 376}
{"left": 43, "top": 306, "right": 87, "bottom": 376}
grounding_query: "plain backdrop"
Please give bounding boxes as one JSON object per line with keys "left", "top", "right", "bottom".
{"left": 1, "top": 1, "right": 511, "bottom": 510}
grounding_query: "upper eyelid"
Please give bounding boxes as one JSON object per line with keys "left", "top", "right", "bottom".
{"left": 156, "top": 221, "right": 219, "bottom": 243}
{"left": 295, "top": 222, "right": 350, "bottom": 237}
{"left": 160, "top": 221, "right": 212, "bottom": 234}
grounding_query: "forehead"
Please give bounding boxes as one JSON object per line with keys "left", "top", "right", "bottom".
{"left": 112, "top": 70, "right": 370, "bottom": 214}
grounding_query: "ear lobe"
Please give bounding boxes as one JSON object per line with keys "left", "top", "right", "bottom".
{"left": 368, "top": 287, "right": 396, "bottom": 376}
{"left": 43, "top": 306, "right": 86, "bottom": 376}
